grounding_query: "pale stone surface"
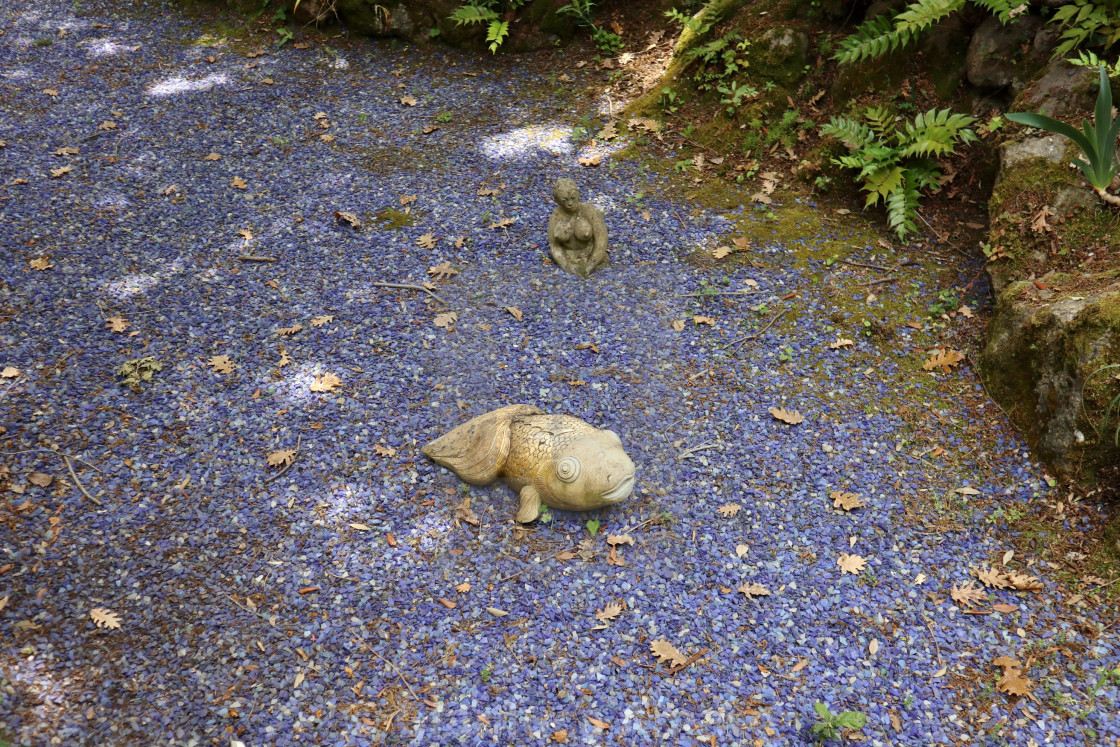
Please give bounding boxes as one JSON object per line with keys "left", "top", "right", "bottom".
{"left": 548, "top": 178, "right": 609, "bottom": 278}
{"left": 423, "top": 404, "right": 636, "bottom": 522}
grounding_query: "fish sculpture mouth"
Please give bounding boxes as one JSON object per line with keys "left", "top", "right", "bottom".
{"left": 601, "top": 473, "right": 635, "bottom": 504}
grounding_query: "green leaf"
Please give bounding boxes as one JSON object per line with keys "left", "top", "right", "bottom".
{"left": 837, "top": 711, "right": 868, "bottom": 729}
{"left": 449, "top": 4, "right": 499, "bottom": 25}
{"left": 586, "top": 519, "right": 600, "bottom": 536}
{"left": 486, "top": 20, "right": 509, "bottom": 52}
{"left": 813, "top": 702, "right": 832, "bottom": 719}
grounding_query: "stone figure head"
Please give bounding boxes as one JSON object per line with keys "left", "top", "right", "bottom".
{"left": 553, "top": 178, "right": 580, "bottom": 213}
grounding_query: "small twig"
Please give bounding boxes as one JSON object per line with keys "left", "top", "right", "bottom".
{"left": 664, "top": 648, "right": 710, "bottom": 675}
{"left": 238, "top": 255, "right": 279, "bottom": 263}
{"left": 264, "top": 435, "right": 301, "bottom": 484}
{"left": 922, "top": 616, "right": 944, "bottom": 669}
{"left": 860, "top": 275, "right": 898, "bottom": 287}
{"left": 835, "top": 258, "right": 891, "bottom": 272}
{"left": 1, "top": 448, "right": 102, "bottom": 473}
{"left": 722, "top": 309, "right": 789, "bottom": 355}
{"left": 676, "top": 290, "right": 765, "bottom": 298}
{"left": 370, "top": 281, "right": 447, "bottom": 306}
{"left": 677, "top": 441, "right": 723, "bottom": 460}
{"left": 369, "top": 648, "right": 420, "bottom": 701}
{"left": 619, "top": 516, "right": 663, "bottom": 535}
{"left": 64, "top": 455, "right": 102, "bottom": 505}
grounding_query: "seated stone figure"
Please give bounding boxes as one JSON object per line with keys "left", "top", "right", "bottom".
{"left": 547, "top": 178, "right": 608, "bottom": 278}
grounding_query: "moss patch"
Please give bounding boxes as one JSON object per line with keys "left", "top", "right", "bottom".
{"left": 373, "top": 207, "right": 417, "bottom": 229}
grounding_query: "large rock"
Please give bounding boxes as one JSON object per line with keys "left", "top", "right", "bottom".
{"left": 980, "top": 280, "right": 1120, "bottom": 477}
{"left": 1014, "top": 58, "right": 1098, "bottom": 117}
{"left": 917, "top": 15, "right": 970, "bottom": 99}
{"left": 966, "top": 14, "right": 1043, "bottom": 90}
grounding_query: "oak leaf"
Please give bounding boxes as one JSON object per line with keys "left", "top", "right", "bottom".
{"left": 972, "top": 566, "right": 1013, "bottom": 590}
{"left": 693, "top": 315, "right": 716, "bottom": 326}
{"left": 55, "top": 146, "right": 79, "bottom": 156}
{"left": 310, "top": 373, "right": 341, "bottom": 393}
{"left": 417, "top": 233, "right": 436, "bottom": 249}
{"left": 1030, "top": 205, "right": 1053, "bottom": 234}
{"left": 578, "top": 154, "right": 601, "bottom": 167}
{"left": 428, "top": 261, "right": 458, "bottom": 281}
{"left": 769, "top": 407, "right": 804, "bottom": 425}
{"left": 733, "top": 237, "right": 752, "bottom": 251}
{"left": 320, "top": 134, "right": 335, "bottom": 143}
{"left": 98, "top": 120, "right": 117, "bottom": 131}
{"left": 310, "top": 315, "right": 334, "bottom": 327}
{"left": 277, "top": 324, "right": 303, "bottom": 336}
{"left": 231, "top": 176, "right": 247, "bottom": 189}
{"left": 90, "top": 608, "right": 122, "bottom": 630}
{"left": 106, "top": 316, "right": 130, "bottom": 332}
{"left": 208, "top": 355, "right": 234, "bottom": 374}
{"left": 455, "top": 496, "right": 480, "bottom": 526}
{"left": 717, "top": 503, "right": 741, "bottom": 517}
{"left": 606, "top": 534, "right": 634, "bottom": 546}
{"left": 997, "top": 667, "right": 1033, "bottom": 696}
{"left": 671, "top": 319, "right": 686, "bottom": 331}
{"left": 712, "top": 246, "right": 734, "bottom": 259}
{"left": 1005, "top": 572, "right": 1043, "bottom": 591}
{"left": 455, "top": 582, "right": 471, "bottom": 593}
{"left": 29, "top": 257, "right": 53, "bottom": 271}
{"left": 735, "top": 543, "right": 750, "bottom": 558}
{"left": 477, "top": 187, "right": 502, "bottom": 196}
{"left": 922, "top": 349, "right": 965, "bottom": 372}
{"left": 1, "top": 367, "right": 19, "bottom": 378}
{"left": 950, "top": 581, "right": 986, "bottom": 608}
{"left": 400, "top": 194, "right": 417, "bottom": 206}
{"left": 738, "top": 582, "right": 771, "bottom": 599}
{"left": 830, "top": 491, "right": 865, "bottom": 511}
{"left": 829, "top": 338, "right": 854, "bottom": 349}
{"left": 335, "top": 211, "right": 361, "bottom": 229}
{"left": 489, "top": 217, "right": 515, "bottom": 229}
{"left": 400, "top": 95, "right": 418, "bottom": 106}
{"left": 551, "top": 730, "right": 568, "bottom": 743}
{"left": 49, "top": 165, "right": 73, "bottom": 178}
{"left": 505, "top": 306, "right": 523, "bottom": 322}
{"left": 837, "top": 553, "right": 866, "bottom": 575}
{"left": 373, "top": 444, "right": 396, "bottom": 457}
{"left": 434, "top": 311, "right": 457, "bottom": 330}
{"left": 278, "top": 349, "right": 292, "bottom": 367}
{"left": 650, "top": 639, "right": 687, "bottom": 667}
{"left": 28, "top": 472, "right": 52, "bottom": 487}
{"left": 267, "top": 449, "right": 296, "bottom": 468}
{"left": 595, "top": 602, "right": 624, "bottom": 622}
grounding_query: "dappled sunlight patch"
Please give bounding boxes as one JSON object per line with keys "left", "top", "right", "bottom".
{"left": 146, "top": 73, "right": 229, "bottom": 98}
{"left": 103, "top": 258, "right": 185, "bottom": 301}
{"left": 480, "top": 124, "right": 574, "bottom": 160}
{"left": 87, "top": 39, "right": 134, "bottom": 58}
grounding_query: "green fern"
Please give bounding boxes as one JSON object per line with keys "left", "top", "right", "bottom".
{"left": 1051, "top": 0, "right": 1120, "bottom": 58}
{"left": 449, "top": 4, "right": 499, "bottom": 25}
{"left": 820, "top": 107, "right": 977, "bottom": 239}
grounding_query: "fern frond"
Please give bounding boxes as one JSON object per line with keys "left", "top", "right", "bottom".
{"left": 864, "top": 106, "right": 896, "bottom": 137}
{"left": 972, "top": 0, "right": 1014, "bottom": 23}
{"left": 449, "top": 4, "right": 499, "bottom": 25}
{"left": 885, "top": 180, "right": 921, "bottom": 239}
{"left": 821, "top": 116, "right": 877, "bottom": 150}
{"left": 833, "top": 14, "right": 907, "bottom": 64}
{"left": 893, "top": 0, "right": 967, "bottom": 38}
{"left": 863, "top": 165, "right": 905, "bottom": 207}
{"left": 486, "top": 20, "right": 509, "bottom": 53}
{"left": 899, "top": 108, "right": 977, "bottom": 158}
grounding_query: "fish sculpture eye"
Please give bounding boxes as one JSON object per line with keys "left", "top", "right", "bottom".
{"left": 555, "top": 456, "right": 581, "bottom": 483}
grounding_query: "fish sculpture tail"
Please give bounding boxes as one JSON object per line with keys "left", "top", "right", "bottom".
{"left": 421, "top": 404, "right": 543, "bottom": 485}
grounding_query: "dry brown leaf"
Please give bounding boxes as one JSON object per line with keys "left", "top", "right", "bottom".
{"left": 49, "top": 165, "right": 73, "bottom": 178}
{"left": 267, "top": 449, "right": 296, "bottom": 468}
{"left": 477, "top": 187, "right": 502, "bottom": 196}
{"left": 505, "top": 306, "right": 524, "bottom": 322}
{"left": 208, "top": 355, "right": 234, "bottom": 374}
{"left": 595, "top": 602, "right": 624, "bottom": 622}
{"left": 837, "top": 553, "right": 866, "bottom": 575}
{"left": 29, "top": 257, "right": 53, "bottom": 271}
{"left": 204, "top": 152, "right": 221, "bottom": 161}
{"left": 737, "top": 582, "right": 771, "bottom": 599}
{"left": 735, "top": 543, "right": 750, "bottom": 558}
{"left": 717, "top": 503, "right": 741, "bottom": 517}
{"left": 400, "top": 194, "right": 417, "bottom": 206}
{"left": 428, "top": 261, "right": 458, "bottom": 281}
{"left": 231, "top": 176, "right": 247, "bottom": 190}
{"left": 489, "top": 217, "right": 515, "bottom": 230}
{"left": 90, "top": 608, "right": 121, "bottom": 630}
{"left": 278, "top": 349, "right": 291, "bottom": 368}
{"left": 349, "top": 523, "right": 370, "bottom": 531}
{"left": 486, "top": 607, "right": 508, "bottom": 617}
{"left": 400, "top": 95, "right": 418, "bottom": 106}
{"left": 829, "top": 491, "right": 865, "bottom": 511}
{"left": 829, "top": 338, "right": 854, "bottom": 349}
{"left": 922, "top": 349, "right": 965, "bottom": 373}
{"left": 28, "top": 472, "right": 52, "bottom": 488}
{"left": 335, "top": 211, "right": 361, "bottom": 229}
{"left": 606, "top": 534, "right": 634, "bottom": 546}
{"left": 650, "top": 639, "right": 688, "bottom": 667}
{"left": 309, "top": 372, "right": 342, "bottom": 393}
{"left": 998, "top": 667, "right": 1034, "bottom": 696}
{"left": 1083, "top": 574, "right": 1109, "bottom": 585}
{"left": 551, "top": 729, "right": 568, "bottom": 743}
{"left": 55, "top": 146, "right": 79, "bottom": 156}
{"left": 320, "top": 133, "right": 335, "bottom": 143}
{"left": 950, "top": 581, "right": 987, "bottom": 608}
{"left": 106, "top": 316, "right": 130, "bottom": 333}
{"left": 455, "top": 582, "right": 471, "bottom": 593}
{"left": 769, "top": 407, "right": 804, "bottom": 425}
{"left": 712, "top": 246, "right": 734, "bottom": 259}
{"left": 373, "top": 443, "right": 397, "bottom": 458}
{"left": 1, "top": 367, "right": 20, "bottom": 378}
{"left": 417, "top": 233, "right": 437, "bottom": 249}
{"left": 671, "top": 319, "right": 686, "bottom": 331}
{"left": 277, "top": 324, "right": 303, "bottom": 336}
{"left": 455, "top": 496, "right": 480, "bottom": 526}
{"left": 98, "top": 120, "right": 117, "bottom": 131}
{"left": 992, "top": 603, "right": 1019, "bottom": 613}
{"left": 1005, "top": 572, "right": 1043, "bottom": 591}
{"left": 693, "top": 315, "right": 716, "bottom": 326}
{"left": 434, "top": 311, "right": 458, "bottom": 330}
{"left": 587, "top": 717, "right": 610, "bottom": 730}
{"left": 310, "top": 315, "right": 334, "bottom": 328}
{"left": 972, "top": 566, "right": 1014, "bottom": 590}
{"left": 1030, "top": 205, "right": 1053, "bottom": 234}
{"left": 578, "top": 154, "right": 601, "bottom": 167}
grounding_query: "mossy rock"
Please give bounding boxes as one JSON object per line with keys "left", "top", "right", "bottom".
{"left": 981, "top": 278, "right": 1120, "bottom": 479}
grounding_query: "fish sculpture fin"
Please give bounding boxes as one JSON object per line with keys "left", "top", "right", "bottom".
{"left": 515, "top": 485, "right": 542, "bottom": 524}
{"left": 422, "top": 404, "right": 542, "bottom": 485}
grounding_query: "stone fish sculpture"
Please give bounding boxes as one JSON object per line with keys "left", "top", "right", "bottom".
{"left": 422, "top": 404, "right": 635, "bottom": 523}
{"left": 547, "top": 178, "right": 609, "bottom": 278}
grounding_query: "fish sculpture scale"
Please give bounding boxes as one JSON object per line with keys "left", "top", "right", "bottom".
{"left": 422, "top": 404, "right": 636, "bottom": 523}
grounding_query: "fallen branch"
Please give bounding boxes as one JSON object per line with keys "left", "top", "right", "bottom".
{"left": 836, "top": 257, "right": 891, "bottom": 272}
{"left": 64, "top": 455, "right": 102, "bottom": 506}
{"left": 264, "top": 435, "right": 301, "bottom": 484}
{"left": 238, "top": 255, "right": 279, "bottom": 263}
{"left": 676, "top": 290, "right": 765, "bottom": 298}
{"left": 721, "top": 309, "right": 789, "bottom": 356}
{"left": 860, "top": 275, "right": 897, "bottom": 287}
{"left": 370, "top": 281, "right": 447, "bottom": 306}
{"left": 664, "top": 648, "right": 709, "bottom": 675}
